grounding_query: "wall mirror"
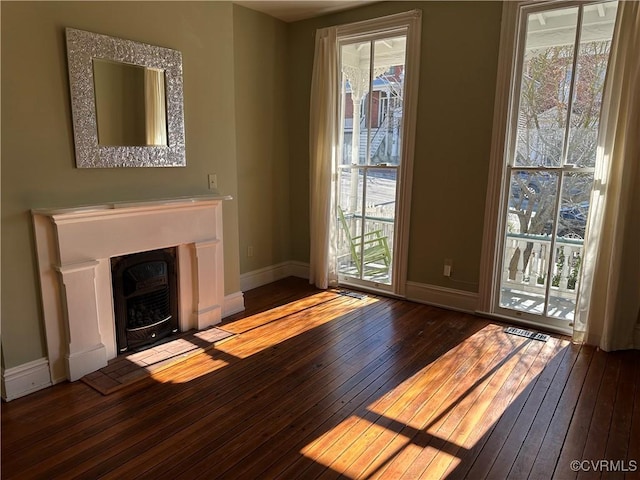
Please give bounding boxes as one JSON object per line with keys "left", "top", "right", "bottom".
{"left": 65, "top": 28, "right": 185, "bottom": 168}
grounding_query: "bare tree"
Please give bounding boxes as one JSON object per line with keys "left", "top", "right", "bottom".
{"left": 507, "top": 40, "right": 611, "bottom": 279}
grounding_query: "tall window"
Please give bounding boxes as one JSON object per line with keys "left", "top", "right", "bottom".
{"left": 307, "top": 10, "right": 421, "bottom": 293}
{"left": 495, "top": 1, "right": 618, "bottom": 330}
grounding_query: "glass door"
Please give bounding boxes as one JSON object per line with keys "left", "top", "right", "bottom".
{"left": 336, "top": 33, "right": 407, "bottom": 291}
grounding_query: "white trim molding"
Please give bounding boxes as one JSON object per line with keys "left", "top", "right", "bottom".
{"left": 405, "top": 281, "right": 479, "bottom": 314}
{"left": 287, "top": 261, "right": 311, "bottom": 280}
{"left": 223, "top": 291, "right": 245, "bottom": 318}
{"left": 1, "top": 358, "right": 52, "bottom": 402}
{"left": 240, "top": 261, "right": 310, "bottom": 292}
{"left": 477, "top": 1, "right": 522, "bottom": 314}
{"left": 476, "top": 310, "right": 573, "bottom": 337}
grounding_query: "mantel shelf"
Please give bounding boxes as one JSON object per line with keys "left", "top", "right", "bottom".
{"left": 31, "top": 194, "right": 232, "bottom": 217}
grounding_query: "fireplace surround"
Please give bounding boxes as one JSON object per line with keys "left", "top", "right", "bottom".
{"left": 32, "top": 195, "right": 230, "bottom": 383}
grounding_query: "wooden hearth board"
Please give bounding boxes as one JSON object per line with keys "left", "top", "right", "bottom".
{"left": 81, "top": 327, "right": 235, "bottom": 395}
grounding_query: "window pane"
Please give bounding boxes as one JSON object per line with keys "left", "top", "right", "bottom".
{"left": 546, "top": 172, "right": 592, "bottom": 320}
{"left": 566, "top": 2, "right": 617, "bottom": 167}
{"left": 513, "top": 7, "right": 578, "bottom": 167}
{"left": 362, "top": 168, "right": 396, "bottom": 283}
{"left": 547, "top": 242, "right": 583, "bottom": 320}
{"left": 336, "top": 167, "right": 395, "bottom": 284}
{"left": 556, "top": 172, "right": 593, "bottom": 241}
{"left": 371, "top": 37, "right": 406, "bottom": 166}
{"left": 500, "top": 171, "right": 559, "bottom": 315}
{"left": 507, "top": 170, "right": 559, "bottom": 236}
{"left": 341, "top": 41, "right": 371, "bottom": 166}
{"left": 337, "top": 167, "right": 365, "bottom": 276}
{"left": 338, "top": 167, "right": 365, "bottom": 223}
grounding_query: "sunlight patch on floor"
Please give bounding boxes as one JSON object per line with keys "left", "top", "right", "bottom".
{"left": 151, "top": 356, "right": 230, "bottom": 383}
{"left": 214, "top": 294, "right": 379, "bottom": 360}
{"left": 150, "top": 292, "right": 379, "bottom": 384}
{"left": 297, "top": 323, "right": 566, "bottom": 478}
{"left": 365, "top": 325, "right": 501, "bottom": 426}
{"left": 300, "top": 416, "right": 411, "bottom": 474}
{"left": 221, "top": 291, "right": 350, "bottom": 334}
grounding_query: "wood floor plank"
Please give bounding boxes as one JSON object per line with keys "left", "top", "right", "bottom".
{"left": 444, "top": 336, "right": 569, "bottom": 480}
{"left": 360, "top": 334, "right": 528, "bottom": 477}
{"left": 576, "top": 353, "right": 622, "bottom": 480}
{"left": 347, "top": 327, "right": 540, "bottom": 480}
{"left": 428, "top": 337, "right": 549, "bottom": 479}
{"left": 530, "top": 345, "right": 611, "bottom": 480}
{"left": 241, "top": 312, "right": 486, "bottom": 480}
{"left": 468, "top": 342, "right": 579, "bottom": 479}
{"left": 397, "top": 329, "right": 535, "bottom": 479}
{"left": 603, "top": 351, "right": 637, "bottom": 480}
{"left": 552, "top": 347, "right": 608, "bottom": 480}
{"left": 144, "top": 301, "right": 427, "bottom": 480}
{"left": 89, "top": 298, "right": 425, "bottom": 479}
{"left": 628, "top": 352, "right": 640, "bottom": 479}
{"left": 312, "top": 322, "right": 504, "bottom": 480}
{"left": 293, "top": 320, "right": 496, "bottom": 480}
{"left": 2, "top": 277, "right": 638, "bottom": 480}
{"left": 505, "top": 344, "right": 593, "bottom": 479}
{"left": 359, "top": 324, "right": 504, "bottom": 480}
{"left": 220, "top": 289, "right": 340, "bottom": 334}
{"left": 187, "top": 306, "right": 466, "bottom": 480}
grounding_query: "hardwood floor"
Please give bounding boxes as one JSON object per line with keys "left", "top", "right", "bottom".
{"left": 3, "top": 277, "right": 639, "bottom": 479}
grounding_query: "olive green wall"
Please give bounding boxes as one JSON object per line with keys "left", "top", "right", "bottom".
{"left": 287, "top": 1, "right": 503, "bottom": 292}
{"left": 1, "top": 1, "right": 242, "bottom": 369}
{"left": 233, "top": 5, "right": 291, "bottom": 273}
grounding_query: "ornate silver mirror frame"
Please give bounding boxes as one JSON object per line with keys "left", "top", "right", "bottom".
{"left": 66, "top": 28, "right": 186, "bottom": 168}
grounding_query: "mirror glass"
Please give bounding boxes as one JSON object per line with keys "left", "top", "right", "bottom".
{"left": 93, "top": 59, "right": 168, "bottom": 147}
{"left": 66, "top": 28, "right": 185, "bottom": 168}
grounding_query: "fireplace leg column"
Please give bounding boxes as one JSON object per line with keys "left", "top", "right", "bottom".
{"left": 57, "top": 260, "right": 107, "bottom": 381}
{"left": 193, "top": 239, "right": 223, "bottom": 329}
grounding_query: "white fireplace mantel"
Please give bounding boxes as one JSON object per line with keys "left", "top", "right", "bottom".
{"left": 32, "top": 195, "right": 231, "bottom": 383}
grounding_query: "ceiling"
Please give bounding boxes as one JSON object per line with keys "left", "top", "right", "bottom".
{"left": 233, "top": 1, "right": 380, "bottom": 23}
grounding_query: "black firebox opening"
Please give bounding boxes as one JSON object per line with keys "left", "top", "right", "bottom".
{"left": 111, "top": 248, "right": 178, "bottom": 354}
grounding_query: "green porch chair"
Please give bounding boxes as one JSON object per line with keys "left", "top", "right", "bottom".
{"left": 338, "top": 206, "right": 391, "bottom": 275}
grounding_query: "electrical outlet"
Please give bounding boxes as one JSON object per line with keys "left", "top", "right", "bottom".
{"left": 247, "top": 246, "right": 254, "bottom": 258}
{"left": 208, "top": 173, "right": 217, "bottom": 190}
{"left": 443, "top": 258, "right": 453, "bottom": 277}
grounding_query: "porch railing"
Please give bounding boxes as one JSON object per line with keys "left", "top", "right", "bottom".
{"left": 502, "top": 233, "right": 584, "bottom": 301}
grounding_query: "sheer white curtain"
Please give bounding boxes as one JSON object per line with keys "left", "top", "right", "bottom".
{"left": 309, "top": 27, "right": 340, "bottom": 289}
{"left": 574, "top": 1, "right": 640, "bottom": 351}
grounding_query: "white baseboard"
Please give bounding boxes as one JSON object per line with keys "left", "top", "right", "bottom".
{"left": 405, "top": 281, "right": 478, "bottom": 313}
{"left": 287, "top": 261, "right": 310, "bottom": 280}
{"left": 223, "top": 291, "right": 245, "bottom": 318}
{"left": 240, "top": 261, "right": 309, "bottom": 292}
{"left": 1, "top": 357, "right": 52, "bottom": 402}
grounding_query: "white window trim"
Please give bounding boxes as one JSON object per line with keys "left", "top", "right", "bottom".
{"left": 478, "top": 1, "right": 523, "bottom": 315}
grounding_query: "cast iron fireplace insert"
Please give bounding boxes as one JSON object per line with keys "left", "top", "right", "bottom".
{"left": 111, "top": 248, "right": 178, "bottom": 353}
